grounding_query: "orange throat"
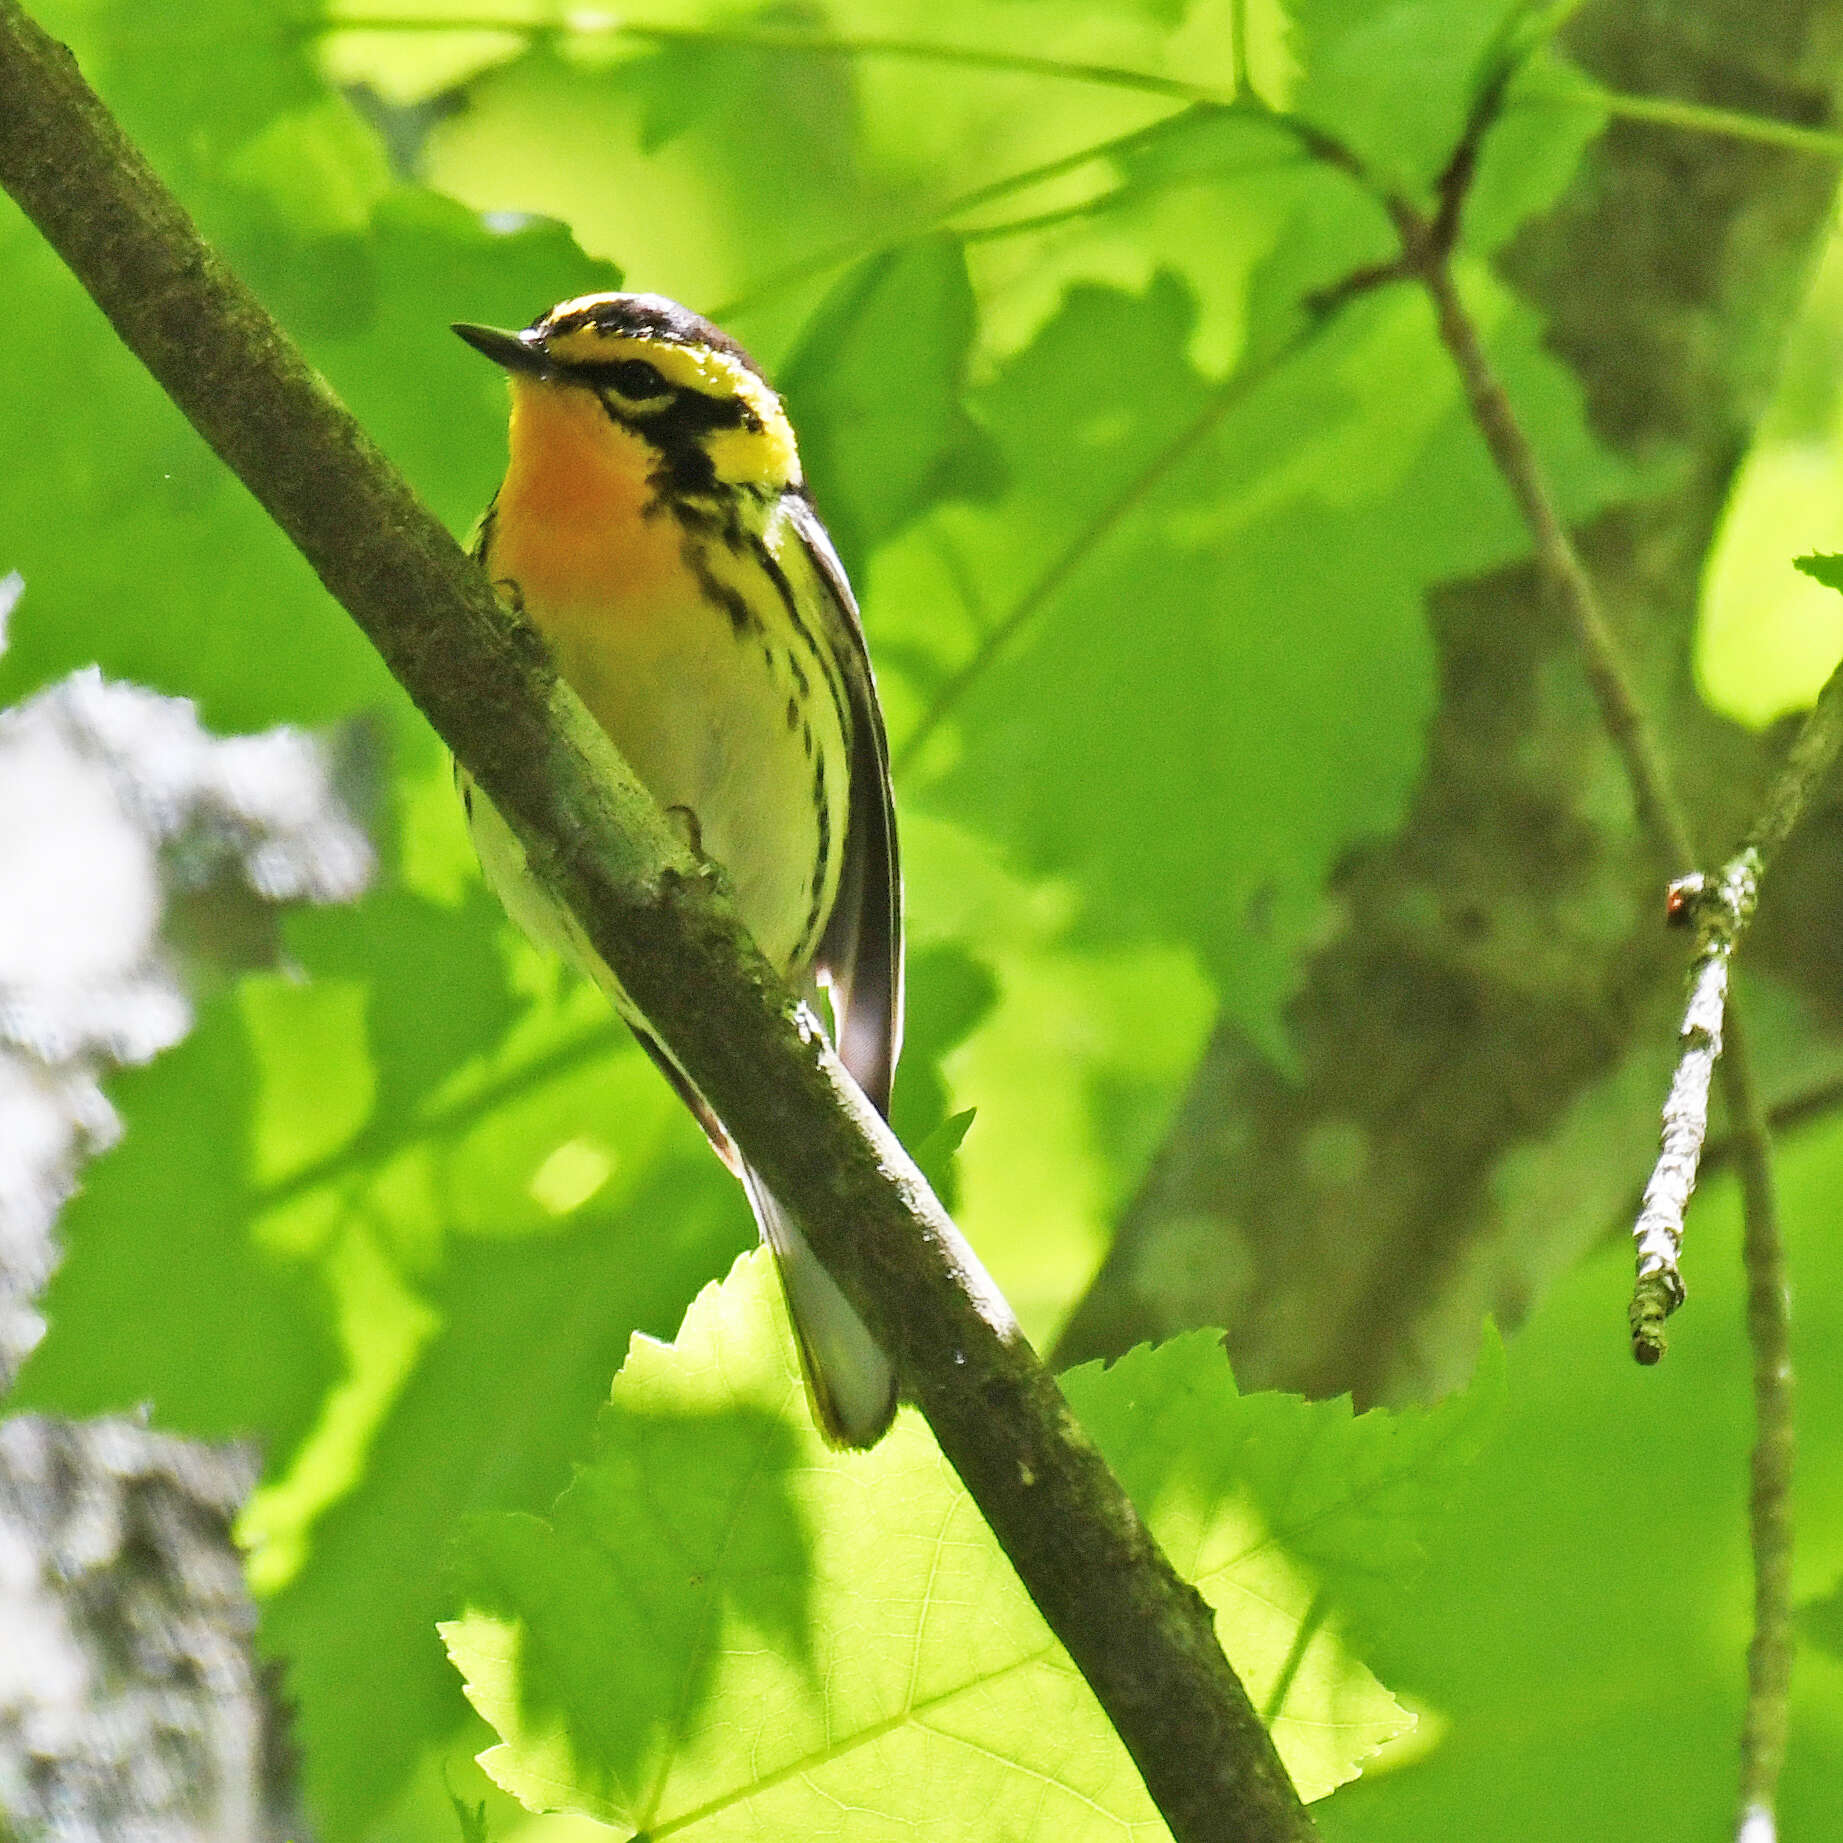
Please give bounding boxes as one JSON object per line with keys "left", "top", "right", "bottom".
{"left": 487, "top": 377, "right": 690, "bottom": 622}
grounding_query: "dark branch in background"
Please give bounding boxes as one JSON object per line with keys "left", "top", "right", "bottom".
{"left": 1246, "top": 7, "right": 1815, "bottom": 1372}
{"left": 0, "top": 5, "right": 1319, "bottom": 1840}
{"left": 1368, "top": 40, "right": 1787, "bottom": 1358}
{"left": 1370, "top": 32, "right": 1825, "bottom": 1841}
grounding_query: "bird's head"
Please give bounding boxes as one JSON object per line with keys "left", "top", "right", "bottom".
{"left": 455, "top": 291, "right": 801, "bottom": 499}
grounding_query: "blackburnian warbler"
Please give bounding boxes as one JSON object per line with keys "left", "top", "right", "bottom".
{"left": 454, "top": 292, "right": 902, "bottom": 1448}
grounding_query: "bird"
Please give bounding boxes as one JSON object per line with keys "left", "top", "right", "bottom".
{"left": 453, "top": 291, "right": 902, "bottom": 1448}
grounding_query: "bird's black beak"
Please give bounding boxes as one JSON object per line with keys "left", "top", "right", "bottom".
{"left": 452, "top": 321, "right": 551, "bottom": 375}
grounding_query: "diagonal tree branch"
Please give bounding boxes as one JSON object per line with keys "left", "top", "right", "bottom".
{"left": 0, "top": 4, "right": 1317, "bottom": 1839}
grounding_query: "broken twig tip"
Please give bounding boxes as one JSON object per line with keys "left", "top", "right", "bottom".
{"left": 1665, "top": 873, "right": 1704, "bottom": 926}
{"left": 1629, "top": 1268, "right": 1684, "bottom": 1366}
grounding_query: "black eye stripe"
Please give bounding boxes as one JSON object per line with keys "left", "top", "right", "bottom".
{"left": 566, "top": 353, "right": 762, "bottom": 441}
{"left": 597, "top": 382, "right": 748, "bottom": 435}
{"left": 595, "top": 383, "right": 754, "bottom": 495}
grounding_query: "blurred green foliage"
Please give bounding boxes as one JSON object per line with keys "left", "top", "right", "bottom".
{"left": 1322, "top": 1110, "right": 1843, "bottom": 1842}
{"left": 5, "top": 0, "right": 1843, "bottom": 1839}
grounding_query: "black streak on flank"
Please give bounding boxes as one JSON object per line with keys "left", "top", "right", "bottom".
{"left": 750, "top": 536, "right": 843, "bottom": 717}
{"left": 812, "top": 755, "right": 832, "bottom": 898}
{"left": 470, "top": 499, "right": 498, "bottom": 564}
{"left": 800, "top": 752, "right": 833, "bottom": 951}
{"left": 682, "top": 536, "right": 760, "bottom": 638}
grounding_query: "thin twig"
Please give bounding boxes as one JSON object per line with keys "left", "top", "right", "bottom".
{"left": 1627, "top": 857, "right": 1755, "bottom": 1354}
{"left": 1741, "top": 628, "right": 1843, "bottom": 869}
{"left": 1728, "top": 1005, "right": 1795, "bottom": 1843}
{"left": 1604, "top": 1066, "right": 1843, "bottom": 1240}
{"left": 1584, "top": 86, "right": 1843, "bottom": 162}
{"left": 1395, "top": 223, "right": 1693, "bottom": 864}
{"left": 1625, "top": 639, "right": 1843, "bottom": 1349}
{"left": 0, "top": 6, "right": 1318, "bottom": 1839}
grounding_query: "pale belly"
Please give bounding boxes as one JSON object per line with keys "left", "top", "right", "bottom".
{"left": 481, "top": 575, "right": 848, "bottom": 980}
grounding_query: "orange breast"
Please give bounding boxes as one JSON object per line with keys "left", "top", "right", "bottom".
{"left": 487, "top": 377, "right": 691, "bottom": 624}
{"left": 477, "top": 385, "right": 844, "bottom": 975}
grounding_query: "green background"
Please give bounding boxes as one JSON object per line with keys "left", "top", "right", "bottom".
{"left": 5, "top": 0, "right": 1843, "bottom": 1837}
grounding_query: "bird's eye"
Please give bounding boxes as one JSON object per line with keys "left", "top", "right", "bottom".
{"left": 606, "top": 358, "right": 670, "bottom": 400}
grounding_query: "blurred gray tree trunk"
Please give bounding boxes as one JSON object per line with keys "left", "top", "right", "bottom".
{"left": 1055, "top": 0, "right": 1843, "bottom": 1403}
{"left": 0, "top": 665, "right": 366, "bottom": 1841}
{"left": 0, "top": 1417, "right": 279, "bottom": 1843}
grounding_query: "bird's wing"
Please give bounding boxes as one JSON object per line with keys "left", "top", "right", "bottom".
{"left": 780, "top": 494, "right": 903, "bottom": 1116}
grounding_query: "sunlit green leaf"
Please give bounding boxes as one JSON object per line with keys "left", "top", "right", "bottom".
{"left": 0, "top": 3, "right": 614, "bottom": 733}
{"left": 1, "top": 5, "right": 1783, "bottom": 1842}
{"left": 448, "top": 1249, "right": 1502, "bottom": 1836}
{"left": 1284, "top": 0, "right": 1531, "bottom": 192}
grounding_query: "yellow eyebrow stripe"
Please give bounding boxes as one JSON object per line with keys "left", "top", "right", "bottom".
{"left": 540, "top": 325, "right": 801, "bottom": 489}
{"left": 542, "top": 326, "right": 741, "bottom": 395}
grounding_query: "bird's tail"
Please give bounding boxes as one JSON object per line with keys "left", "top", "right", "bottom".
{"left": 741, "top": 1164, "right": 898, "bottom": 1450}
